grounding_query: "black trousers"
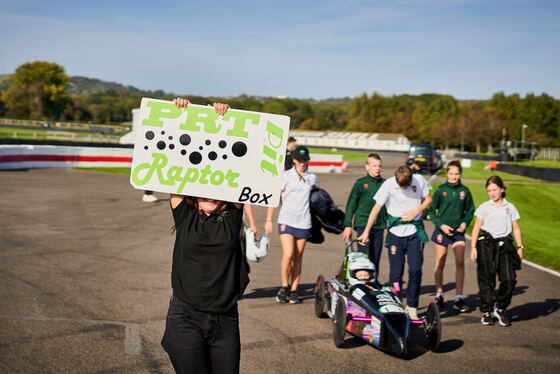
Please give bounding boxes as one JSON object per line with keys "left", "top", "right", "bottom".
{"left": 161, "top": 296, "right": 240, "bottom": 374}
{"left": 476, "top": 240, "right": 517, "bottom": 313}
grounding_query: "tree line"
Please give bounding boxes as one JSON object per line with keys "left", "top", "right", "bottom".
{"left": 1, "top": 61, "right": 559, "bottom": 149}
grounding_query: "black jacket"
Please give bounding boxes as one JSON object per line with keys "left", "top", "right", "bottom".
{"left": 308, "top": 188, "right": 345, "bottom": 244}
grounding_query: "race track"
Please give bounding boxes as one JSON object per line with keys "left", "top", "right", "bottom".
{"left": 1, "top": 152, "right": 559, "bottom": 373}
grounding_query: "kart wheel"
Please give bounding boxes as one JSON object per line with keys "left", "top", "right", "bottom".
{"left": 333, "top": 299, "right": 347, "bottom": 348}
{"left": 314, "top": 275, "right": 328, "bottom": 318}
{"left": 424, "top": 302, "right": 441, "bottom": 352}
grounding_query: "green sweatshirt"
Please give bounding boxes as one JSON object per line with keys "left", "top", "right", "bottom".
{"left": 344, "top": 174, "right": 387, "bottom": 229}
{"left": 386, "top": 215, "right": 429, "bottom": 244}
{"left": 427, "top": 181, "right": 475, "bottom": 230}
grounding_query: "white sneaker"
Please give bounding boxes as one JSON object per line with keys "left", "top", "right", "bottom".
{"left": 142, "top": 194, "right": 158, "bottom": 203}
{"left": 406, "top": 306, "right": 419, "bottom": 320}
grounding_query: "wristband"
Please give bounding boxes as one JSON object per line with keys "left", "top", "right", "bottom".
{"left": 518, "top": 245, "right": 524, "bottom": 249}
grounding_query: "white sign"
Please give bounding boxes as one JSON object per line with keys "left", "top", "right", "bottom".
{"left": 130, "top": 98, "right": 290, "bottom": 207}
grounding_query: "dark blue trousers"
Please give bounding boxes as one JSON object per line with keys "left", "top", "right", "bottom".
{"left": 386, "top": 232, "right": 424, "bottom": 308}
{"left": 355, "top": 227, "right": 384, "bottom": 279}
{"left": 161, "top": 296, "right": 240, "bottom": 374}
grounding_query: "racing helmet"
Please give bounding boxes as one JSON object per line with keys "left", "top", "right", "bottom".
{"left": 346, "top": 252, "right": 375, "bottom": 286}
{"left": 245, "top": 228, "right": 269, "bottom": 263}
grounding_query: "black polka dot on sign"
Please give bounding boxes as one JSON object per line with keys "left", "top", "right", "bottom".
{"left": 157, "top": 141, "right": 166, "bottom": 150}
{"left": 232, "top": 141, "right": 247, "bottom": 157}
{"left": 161, "top": 131, "right": 165, "bottom": 135}
{"left": 189, "top": 152, "right": 202, "bottom": 165}
{"left": 179, "top": 134, "right": 191, "bottom": 146}
{"left": 169, "top": 144, "right": 175, "bottom": 150}
{"left": 222, "top": 155, "right": 227, "bottom": 160}
{"left": 199, "top": 146, "right": 203, "bottom": 150}
{"left": 205, "top": 140, "right": 211, "bottom": 146}
{"left": 219, "top": 140, "right": 227, "bottom": 149}
{"left": 144, "top": 145, "right": 148, "bottom": 150}
{"left": 168, "top": 136, "right": 173, "bottom": 140}
{"left": 208, "top": 151, "right": 217, "bottom": 161}
{"left": 145, "top": 131, "right": 155, "bottom": 140}
{"left": 181, "top": 150, "right": 187, "bottom": 155}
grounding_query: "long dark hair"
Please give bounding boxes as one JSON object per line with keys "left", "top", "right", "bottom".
{"left": 171, "top": 196, "right": 228, "bottom": 233}
{"left": 486, "top": 175, "right": 506, "bottom": 198}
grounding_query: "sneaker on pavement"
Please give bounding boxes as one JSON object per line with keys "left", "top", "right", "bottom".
{"left": 276, "top": 287, "right": 288, "bottom": 303}
{"left": 405, "top": 306, "right": 419, "bottom": 320}
{"left": 142, "top": 194, "right": 158, "bottom": 203}
{"left": 481, "top": 312, "right": 494, "bottom": 325}
{"left": 288, "top": 291, "right": 302, "bottom": 304}
{"left": 493, "top": 308, "right": 511, "bottom": 326}
{"left": 453, "top": 297, "right": 470, "bottom": 313}
{"left": 434, "top": 295, "right": 444, "bottom": 309}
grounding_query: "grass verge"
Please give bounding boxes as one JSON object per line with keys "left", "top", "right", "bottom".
{"left": 437, "top": 160, "right": 542, "bottom": 182}
{"left": 308, "top": 147, "right": 371, "bottom": 162}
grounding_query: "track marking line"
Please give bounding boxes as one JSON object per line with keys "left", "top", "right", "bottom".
{"left": 0, "top": 315, "right": 142, "bottom": 354}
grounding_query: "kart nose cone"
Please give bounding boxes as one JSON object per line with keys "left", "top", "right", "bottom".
{"left": 392, "top": 337, "right": 406, "bottom": 354}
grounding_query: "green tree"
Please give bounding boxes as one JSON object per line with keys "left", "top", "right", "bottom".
{"left": 1, "top": 61, "right": 70, "bottom": 119}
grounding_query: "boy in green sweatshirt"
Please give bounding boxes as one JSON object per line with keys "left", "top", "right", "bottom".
{"left": 428, "top": 160, "right": 475, "bottom": 312}
{"left": 342, "top": 154, "right": 387, "bottom": 279}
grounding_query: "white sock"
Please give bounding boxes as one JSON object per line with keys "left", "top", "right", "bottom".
{"left": 455, "top": 295, "right": 463, "bottom": 301}
{"left": 436, "top": 292, "right": 443, "bottom": 297}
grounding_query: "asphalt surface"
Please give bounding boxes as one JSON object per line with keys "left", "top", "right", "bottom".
{"left": 1, "top": 152, "right": 559, "bottom": 374}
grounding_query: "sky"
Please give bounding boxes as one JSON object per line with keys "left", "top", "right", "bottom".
{"left": 1, "top": 0, "right": 559, "bottom": 100}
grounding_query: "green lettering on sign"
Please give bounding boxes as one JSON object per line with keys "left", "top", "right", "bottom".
{"left": 179, "top": 106, "right": 221, "bottom": 133}
{"left": 223, "top": 111, "right": 261, "bottom": 138}
{"left": 142, "top": 101, "right": 182, "bottom": 127}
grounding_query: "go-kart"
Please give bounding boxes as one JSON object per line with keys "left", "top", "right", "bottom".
{"left": 314, "top": 240, "right": 441, "bottom": 355}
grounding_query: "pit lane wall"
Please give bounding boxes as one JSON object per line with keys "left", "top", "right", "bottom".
{"left": 0, "top": 144, "right": 346, "bottom": 173}
{"left": 0, "top": 145, "right": 133, "bottom": 170}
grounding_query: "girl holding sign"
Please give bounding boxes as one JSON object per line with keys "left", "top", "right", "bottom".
{"left": 265, "top": 146, "right": 318, "bottom": 304}
{"left": 161, "top": 98, "right": 251, "bottom": 374}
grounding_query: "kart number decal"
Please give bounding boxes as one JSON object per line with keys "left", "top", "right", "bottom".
{"left": 380, "top": 305, "right": 404, "bottom": 314}
{"left": 352, "top": 288, "right": 366, "bottom": 300}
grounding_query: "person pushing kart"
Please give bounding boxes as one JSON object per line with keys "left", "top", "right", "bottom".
{"left": 357, "top": 165, "right": 432, "bottom": 320}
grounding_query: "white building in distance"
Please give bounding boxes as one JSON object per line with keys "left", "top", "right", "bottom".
{"left": 290, "top": 130, "right": 410, "bottom": 152}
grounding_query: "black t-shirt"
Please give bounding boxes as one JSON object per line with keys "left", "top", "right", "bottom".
{"left": 171, "top": 199, "right": 250, "bottom": 313}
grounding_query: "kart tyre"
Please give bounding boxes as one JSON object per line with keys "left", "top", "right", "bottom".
{"left": 314, "top": 275, "right": 328, "bottom": 318}
{"left": 424, "top": 302, "right": 441, "bottom": 352}
{"left": 333, "top": 299, "right": 346, "bottom": 348}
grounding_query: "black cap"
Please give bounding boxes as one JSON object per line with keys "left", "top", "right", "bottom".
{"left": 292, "top": 145, "right": 310, "bottom": 162}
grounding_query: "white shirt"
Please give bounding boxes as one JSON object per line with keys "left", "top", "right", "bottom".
{"left": 277, "top": 168, "right": 318, "bottom": 229}
{"left": 475, "top": 198, "right": 520, "bottom": 238}
{"left": 374, "top": 174, "right": 431, "bottom": 237}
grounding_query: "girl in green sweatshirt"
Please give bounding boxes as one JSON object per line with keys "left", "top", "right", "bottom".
{"left": 428, "top": 160, "right": 475, "bottom": 312}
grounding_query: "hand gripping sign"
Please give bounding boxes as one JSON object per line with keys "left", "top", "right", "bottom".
{"left": 130, "top": 98, "right": 290, "bottom": 207}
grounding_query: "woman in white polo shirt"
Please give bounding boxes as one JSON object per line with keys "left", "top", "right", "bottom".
{"left": 265, "top": 146, "right": 318, "bottom": 304}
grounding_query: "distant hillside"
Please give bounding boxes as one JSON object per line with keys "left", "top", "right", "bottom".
{"left": 68, "top": 76, "right": 171, "bottom": 97}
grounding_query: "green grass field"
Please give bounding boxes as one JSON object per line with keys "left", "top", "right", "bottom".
{"left": 0, "top": 127, "right": 120, "bottom": 141}
{"left": 431, "top": 182, "right": 560, "bottom": 271}
{"left": 437, "top": 160, "right": 543, "bottom": 182}
{"left": 509, "top": 160, "right": 560, "bottom": 169}
{"left": 308, "top": 147, "right": 373, "bottom": 162}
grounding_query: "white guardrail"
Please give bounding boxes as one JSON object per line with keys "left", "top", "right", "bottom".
{"left": 0, "top": 144, "right": 346, "bottom": 173}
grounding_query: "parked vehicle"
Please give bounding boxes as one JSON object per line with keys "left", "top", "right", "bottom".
{"left": 405, "top": 144, "right": 440, "bottom": 174}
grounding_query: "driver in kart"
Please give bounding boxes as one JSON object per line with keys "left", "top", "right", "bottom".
{"left": 346, "top": 252, "right": 376, "bottom": 286}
